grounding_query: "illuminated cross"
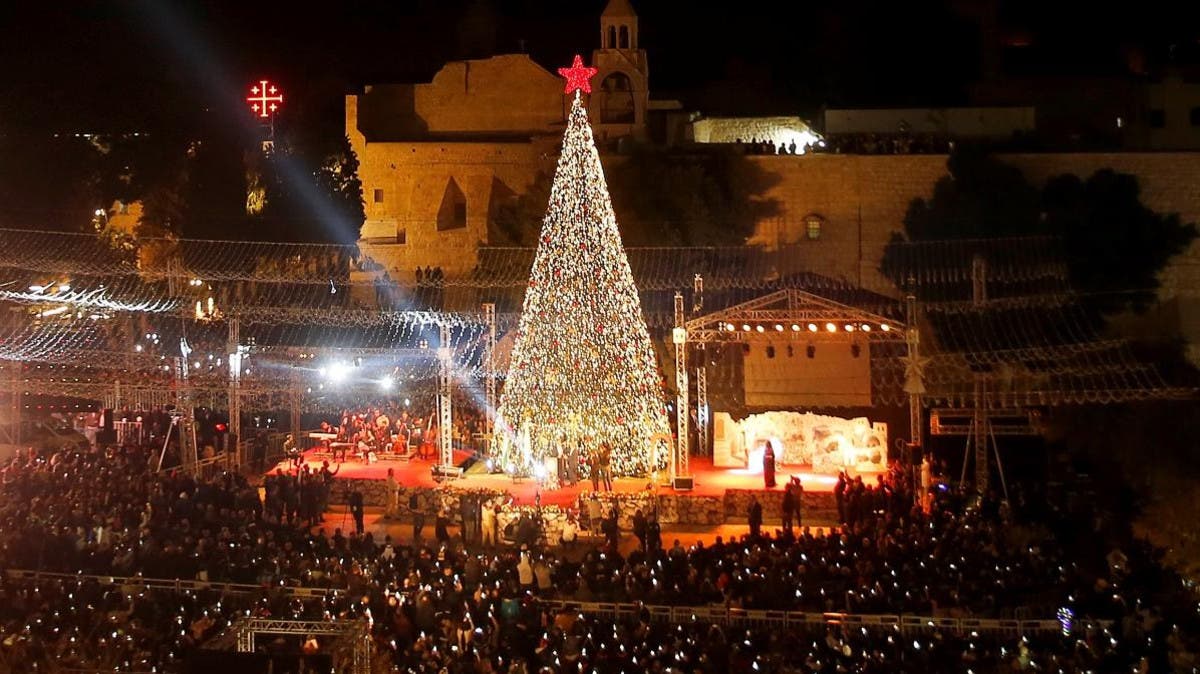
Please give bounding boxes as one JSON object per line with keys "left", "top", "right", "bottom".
{"left": 247, "top": 80, "right": 283, "bottom": 118}
{"left": 557, "top": 55, "right": 598, "bottom": 95}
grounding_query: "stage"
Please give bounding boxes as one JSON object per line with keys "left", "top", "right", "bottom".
{"left": 267, "top": 448, "right": 886, "bottom": 529}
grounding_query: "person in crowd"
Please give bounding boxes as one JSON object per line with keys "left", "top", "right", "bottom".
{"left": 632, "top": 508, "right": 648, "bottom": 551}
{"left": 0, "top": 441, "right": 1191, "bottom": 673}
{"left": 835, "top": 470, "right": 848, "bottom": 523}
{"left": 748, "top": 496, "right": 764, "bottom": 538}
{"left": 435, "top": 503, "right": 450, "bottom": 543}
{"left": 602, "top": 506, "right": 619, "bottom": 549}
{"left": 482, "top": 498, "right": 501, "bottom": 547}
{"left": 409, "top": 491, "right": 425, "bottom": 541}
{"left": 348, "top": 487, "right": 365, "bottom": 535}
{"left": 560, "top": 511, "right": 579, "bottom": 549}
{"left": 385, "top": 467, "right": 399, "bottom": 518}
{"left": 781, "top": 479, "right": 796, "bottom": 536}
{"left": 598, "top": 443, "right": 613, "bottom": 491}
{"left": 589, "top": 448, "right": 601, "bottom": 491}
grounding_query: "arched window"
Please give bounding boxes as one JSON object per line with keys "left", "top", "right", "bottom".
{"left": 618, "top": 25, "right": 629, "bottom": 49}
{"left": 607, "top": 26, "right": 617, "bottom": 49}
{"left": 804, "top": 213, "right": 824, "bottom": 240}
{"left": 599, "top": 72, "right": 635, "bottom": 124}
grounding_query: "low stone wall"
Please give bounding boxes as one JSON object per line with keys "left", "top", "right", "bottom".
{"left": 329, "top": 478, "right": 836, "bottom": 530}
{"left": 723, "top": 488, "right": 838, "bottom": 524}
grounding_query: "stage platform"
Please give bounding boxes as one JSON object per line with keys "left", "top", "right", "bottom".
{"left": 272, "top": 449, "right": 847, "bottom": 505}
{"left": 269, "top": 449, "right": 882, "bottom": 527}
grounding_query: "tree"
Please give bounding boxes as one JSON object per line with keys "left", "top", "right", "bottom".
{"left": 0, "top": 134, "right": 102, "bottom": 231}
{"left": 495, "top": 92, "right": 669, "bottom": 477}
{"left": 881, "top": 148, "right": 1197, "bottom": 319}
{"left": 253, "top": 131, "right": 366, "bottom": 244}
{"left": 1043, "top": 170, "right": 1196, "bottom": 315}
{"left": 606, "top": 146, "right": 781, "bottom": 246}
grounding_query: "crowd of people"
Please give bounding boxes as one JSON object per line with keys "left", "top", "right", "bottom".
{"left": 0, "top": 443, "right": 1195, "bottom": 672}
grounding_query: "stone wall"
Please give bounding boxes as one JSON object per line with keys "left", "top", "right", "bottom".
{"left": 745, "top": 152, "right": 1200, "bottom": 293}
{"left": 330, "top": 477, "right": 834, "bottom": 531}
{"left": 723, "top": 488, "right": 838, "bottom": 524}
{"left": 349, "top": 136, "right": 1200, "bottom": 360}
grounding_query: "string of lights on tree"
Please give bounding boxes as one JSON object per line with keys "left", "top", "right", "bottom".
{"left": 494, "top": 58, "right": 671, "bottom": 478}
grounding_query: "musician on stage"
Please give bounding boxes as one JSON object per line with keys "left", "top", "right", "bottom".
{"left": 283, "top": 433, "right": 301, "bottom": 469}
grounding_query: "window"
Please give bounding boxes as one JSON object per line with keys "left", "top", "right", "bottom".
{"left": 619, "top": 25, "right": 629, "bottom": 49}
{"left": 599, "top": 73, "right": 635, "bottom": 124}
{"left": 607, "top": 26, "right": 616, "bottom": 49}
{"left": 805, "top": 214, "right": 824, "bottom": 240}
{"left": 397, "top": 229, "right": 406, "bottom": 245}
{"left": 1191, "top": 107, "right": 1200, "bottom": 127}
{"left": 1149, "top": 109, "right": 1166, "bottom": 128}
{"left": 373, "top": 188, "right": 384, "bottom": 203}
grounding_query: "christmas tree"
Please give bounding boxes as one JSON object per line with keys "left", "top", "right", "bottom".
{"left": 495, "top": 56, "right": 669, "bottom": 477}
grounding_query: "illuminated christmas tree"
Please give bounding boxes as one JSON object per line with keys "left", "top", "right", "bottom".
{"left": 495, "top": 56, "right": 670, "bottom": 477}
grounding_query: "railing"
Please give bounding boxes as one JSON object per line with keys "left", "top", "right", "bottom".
{"left": 537, "top": 599, "right": 1079, "bottom": 635}
{"left": 3, "top": 569, "right": 344, "bottom": 600}
{"left": 5, "top": 569, "right": 1089, "bottom": 636}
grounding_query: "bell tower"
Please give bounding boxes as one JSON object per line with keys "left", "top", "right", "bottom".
{"left": 591, "top": 0, "right": 649, "bottom": 142}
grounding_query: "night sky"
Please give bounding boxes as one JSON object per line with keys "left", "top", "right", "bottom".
{"left": 2, "top": 0, "right": 1199, "bottom": 138}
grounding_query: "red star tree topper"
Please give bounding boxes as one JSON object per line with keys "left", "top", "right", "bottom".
{"left": 557, "top": 55, "right": 598, "bottom": 95}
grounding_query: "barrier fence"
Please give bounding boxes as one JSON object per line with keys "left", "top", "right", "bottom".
{"left": 4, "top": 569, "right": 1094, "bottom": 636}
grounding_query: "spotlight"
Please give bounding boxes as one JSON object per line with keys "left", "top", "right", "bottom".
{"left": 791, "top": 324, "right": 800, "bottom": 332}
{"left": 755, "top": 325, "right": 765, "bottom": 333}
{"left": 742, "top": 324, "right": 751, "bottom": 332}
{"left": 775, "top": 324, "right": 784, "bottom": 332}
{"left": 861, "top": 324, "right": 871, "bottom": 332}
{"left": 880, "top": 324, "right": 890, "bottom": 332}
{"left": 808, "top": 323, "right": 818, "bottom": 332}
{"left": 844, "top": 324, "right": 855, "bottom": 332}
{"left": 326, "top": 362, "right": 350, "bottom": 383}
{"left": 825, "top": 322, "right": 837, "bottom": 333}
{"left": 57, "top": 284, "right": 70, "bottom": 292}
{"left": 725, "top": 323, "right": 736, "bottom": 331}
{"left": 806, "top": 345, "right": 816, "bottom": 359}
{"left": 404, "top": 398, "right": 411, "bottom": 407}
{"left": 379, "top": 376, "right": 394, "bottom": 391}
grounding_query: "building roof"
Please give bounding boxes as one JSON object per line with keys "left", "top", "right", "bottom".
{"left": 601, "top": 0, "right": 637, "bottom": 19}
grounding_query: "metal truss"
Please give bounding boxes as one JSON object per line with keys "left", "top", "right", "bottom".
{"left": 685, "top": 289, "right": 906, "bottom": 343}
{"left": 233, "top": 617, "right": 371, "bottom": 674}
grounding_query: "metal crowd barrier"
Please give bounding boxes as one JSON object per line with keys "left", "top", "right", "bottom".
{"left": 540, "top": 599, "right": 1080, "bottom": 635}
{"left": 5, "top": 569, "right": 1084, "bottom": 636}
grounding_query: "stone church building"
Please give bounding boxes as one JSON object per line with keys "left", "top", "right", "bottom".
{"left": 347, "top": 0, "right": 1200, "bottom": 362}
{"left": 349, "top": 0, "right": 655, "bottom": 277}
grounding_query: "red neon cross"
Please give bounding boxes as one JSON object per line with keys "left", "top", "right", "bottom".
{"left": 247, "top": 80, "right": 283, "bottom": 118}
